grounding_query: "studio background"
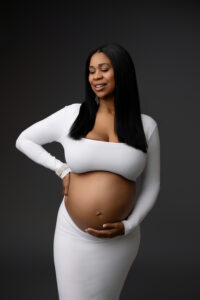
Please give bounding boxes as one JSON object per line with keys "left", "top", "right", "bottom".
{"left": 2, "top": 1, "right": 199, "bottom": 299}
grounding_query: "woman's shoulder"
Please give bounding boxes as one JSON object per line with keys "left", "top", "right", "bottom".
{"left": 141, "top": 113, "right": 157, "bottom": 127}
{"left": 63, "top": 102, "right": 82, "bottom": 126}
{"left": 65, "top": 102, "right": 82, "bottom": 116}
{"left": 141, "top": 113, "right": 158, "bottom": 141}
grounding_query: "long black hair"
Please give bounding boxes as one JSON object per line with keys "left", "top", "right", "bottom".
{"left": 68, "top": 42, "right": 148, "bottom": 153}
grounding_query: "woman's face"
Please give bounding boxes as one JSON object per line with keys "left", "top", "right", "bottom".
{"left": 88, "top": 52, "right": 115, "bottom": 99}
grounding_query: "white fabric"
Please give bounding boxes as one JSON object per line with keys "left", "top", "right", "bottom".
{"left": 122, "top": 125, "right": 160, "bottom": 235}
{"left": 53, "top": 196, "right": 141, "bottom": 300}
{"left": 15, "top": 102, "right": 160, "bottom": 236}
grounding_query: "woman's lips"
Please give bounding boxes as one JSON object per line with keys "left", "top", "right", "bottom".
{"left": 94, "top": 84, "right": 107, "bottom": 91}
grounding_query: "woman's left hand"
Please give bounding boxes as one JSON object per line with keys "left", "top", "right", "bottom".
{"left": 84, "top": 222, "right": 125, "bottom": 238}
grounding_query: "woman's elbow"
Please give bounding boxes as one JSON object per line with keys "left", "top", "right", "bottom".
{"left": 15, "top": 133, "right": 25, "bottom": 151}
{"left": 151, "top": 178, "right": 160, "bottom": 196}
{"left": 15, "top": 136, "right": 21, "bottom": 151}
{"left": 156, "top": 179, "right": 161, "bottom": 196}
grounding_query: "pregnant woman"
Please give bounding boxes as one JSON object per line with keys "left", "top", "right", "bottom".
{"left": 15, "top": 43, "right": 160, "bottom": 300}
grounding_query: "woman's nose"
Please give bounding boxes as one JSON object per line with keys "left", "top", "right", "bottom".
{"left": 94, "top": 70, "right": 103, "bottom": 79}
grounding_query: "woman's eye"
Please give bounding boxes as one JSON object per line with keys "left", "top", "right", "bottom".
{"left": 89, "top": 69, "right": 108, "bottom": 74}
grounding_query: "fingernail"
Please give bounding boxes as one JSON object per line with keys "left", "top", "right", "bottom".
{"left": 103, "top": 224, "right": 106, "bottom": 228}
{"left": 85, "top": 229, "right": 88, "bottom": 232}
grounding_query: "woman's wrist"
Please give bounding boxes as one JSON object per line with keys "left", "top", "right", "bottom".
{"left": 60, "top": 167, "right": 71, "bottom": 179}
{"left": 55, "top": 163, "right": 71, "bottom": 178}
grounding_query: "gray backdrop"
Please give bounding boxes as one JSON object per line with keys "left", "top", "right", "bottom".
{"left": 2, "top": 0, "right": 199, "bottom": 299}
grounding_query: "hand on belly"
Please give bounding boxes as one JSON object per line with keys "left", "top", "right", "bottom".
{"left": 65, "top": 195, "right": 126, "bottom": 238}
{"left": 65, "top": 171, "right": 136, "bottom": 237}
{"left": 84, "top": 221, "right": 125, "bottom": 238}
{"left": 66, "top": 191, "right": 134, "bottom": 227}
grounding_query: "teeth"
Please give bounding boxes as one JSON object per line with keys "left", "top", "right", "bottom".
{"left": 95, "top": 84, "right": 105, "bottom": 87}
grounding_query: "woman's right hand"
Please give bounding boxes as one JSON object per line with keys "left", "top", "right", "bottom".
{"left": 62, "top": 172, "right": 71, "bottom": 196}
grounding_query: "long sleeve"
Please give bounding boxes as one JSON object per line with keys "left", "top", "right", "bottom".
{"left": 122, "top": 124, "right": 161, "bottom": 236}
{"left": 15, "top": 106, "right": 71, "bottom": 179}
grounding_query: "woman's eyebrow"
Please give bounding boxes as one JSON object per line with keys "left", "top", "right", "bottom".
{"left": 89, "top": 63, "right": 110, "bottom": 68}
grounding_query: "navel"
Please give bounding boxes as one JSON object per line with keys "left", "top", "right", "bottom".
{"left": 95, "top": 210, "right": 102, "bottom": 216}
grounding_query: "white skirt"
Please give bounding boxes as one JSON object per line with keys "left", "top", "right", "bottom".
{"left": 53, "top": 196, "right": 141, "bottom": 300}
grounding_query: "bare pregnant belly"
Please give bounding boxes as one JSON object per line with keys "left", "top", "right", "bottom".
{"left": 65, "top": 171, "right": 136, "bottom": 232}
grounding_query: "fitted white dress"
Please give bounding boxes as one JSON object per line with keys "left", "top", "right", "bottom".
{"left": 15, "top": 102, "right": 160, "bottom": 300}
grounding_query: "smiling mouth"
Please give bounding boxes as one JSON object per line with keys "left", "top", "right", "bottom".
{"left": 94, "top": 84, "right": 107, "bottom": 91}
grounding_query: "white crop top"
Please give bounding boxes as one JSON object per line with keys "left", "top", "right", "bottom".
{"left": 15, "top": 102, "right": 161, "bottom": 236}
